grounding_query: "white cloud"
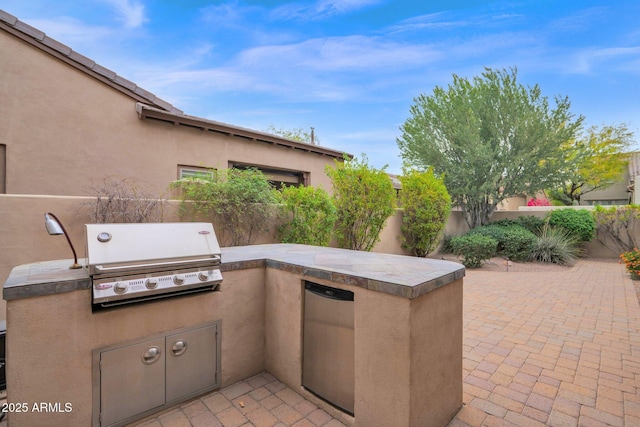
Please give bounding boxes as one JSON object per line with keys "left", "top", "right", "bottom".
{"left": 25, "top": 17, "right": 114, "bottom": 47}
{"left": 385, "top": 12, "right": 466, "bottom": 34}
{"left": 272, "top": 0, "right": 382, "bottom": 21}
{"left": 100, "top": 0, "right": 147, "bottom": 28}
{"left": 569, "top": 46, "right": 640, "bottom": 74}
{"left": 238, "top": 36, "right": 440, "bottom": 71}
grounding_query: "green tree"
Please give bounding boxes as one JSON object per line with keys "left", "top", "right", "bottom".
{"left": 399, "top": 169, "right": 451, "bottom": 257}
{"left": 326, "top": 155, "right": 396, "bottom": 251}
{"left": 171, "top": 168, "right": 278, "bottom": 246}
{"left": 265, "top": 125, "right": 319, "bottom": 144}
{"left": 397, "top": 67, "right": 583, "bottom": 229}
{"left": 550, "top": 124, "right": 632, "bottom": 205}
{"left": 277, "top": 185, "right": 336, "bottom": 246}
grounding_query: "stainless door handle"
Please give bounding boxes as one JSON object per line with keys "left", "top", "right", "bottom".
{"left": 171, "top": 340, "right": 188, "bottom": 356}
{"left": 142, "top": 346, "right": 161, "bottom": 364}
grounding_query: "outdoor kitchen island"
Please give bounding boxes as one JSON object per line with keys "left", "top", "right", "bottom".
{"left": 3, "top": 244, "right": 464, "bottom": 427}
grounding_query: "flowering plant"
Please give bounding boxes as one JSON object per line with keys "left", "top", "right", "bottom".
{"left": 620, "top": 248, "right": 640, "bottom": 279}
{"left": 527, "top": 198, "right": 551, "bottom": 206}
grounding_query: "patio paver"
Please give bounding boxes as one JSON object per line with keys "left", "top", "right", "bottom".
{"left": 450, "top": 258, "right": 640, "bottom": 426}
{"left": 130, "top": 373, "right": 347, "bottom": 427}
{"left": 128, "top": 258, "right": 639, "bottom": 426}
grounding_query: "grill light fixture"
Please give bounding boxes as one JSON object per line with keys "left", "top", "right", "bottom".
{"left": 44, "top": 212, "right": 81, "bottom": 269}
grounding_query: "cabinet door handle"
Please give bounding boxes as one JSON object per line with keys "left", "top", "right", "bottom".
{"left": 171, "top": 340, "right": 188, "bottom": 357}
{"left": 142, "top": 346, "right": 161, "bottom": 364}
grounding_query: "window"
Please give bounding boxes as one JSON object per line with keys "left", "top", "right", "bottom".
{"left": 177, "top": 166, "right": 214, "bottom": 180}
{"left": 229, "top": 162, "right": 308, "bottom": 189}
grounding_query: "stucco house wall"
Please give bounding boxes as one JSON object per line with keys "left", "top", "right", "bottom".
{"left": 0, "top": 10, "right": 347, "bottom": 198}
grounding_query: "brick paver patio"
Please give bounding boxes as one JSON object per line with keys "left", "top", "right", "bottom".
{"left": 450, "top": 258, "right": 640, "bottom": 427}
{"left": 126, "top": 258, "right": 639, "bottom": 427}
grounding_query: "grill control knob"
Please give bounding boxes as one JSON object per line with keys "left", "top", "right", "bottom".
{"left": 173, "top": 274, "right": 185, "bottom": 285}
{"left": 198, "top": 272, "right": 209, "bottom": 282}
{"left": 114, "top": 282, "right": 128, "bottom": 294}
{"left": 145, "top": 278, "right": 158, "bottom": 289}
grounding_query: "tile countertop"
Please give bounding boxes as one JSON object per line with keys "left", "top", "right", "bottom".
{"left": 3, "top": 244, "right": 465, "bottom": 301}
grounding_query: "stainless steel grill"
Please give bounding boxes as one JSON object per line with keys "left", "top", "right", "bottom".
{"left": 86, "top": 223, "right": 223, "bottom": 309}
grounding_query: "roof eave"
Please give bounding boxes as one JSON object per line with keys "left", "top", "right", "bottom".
{"left": 136, "top": 103, "right": 352, "bottom": 160}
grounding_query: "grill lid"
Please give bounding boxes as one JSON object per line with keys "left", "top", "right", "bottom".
{"left": 85, "top": 223, "right": 221, "bottom": 275}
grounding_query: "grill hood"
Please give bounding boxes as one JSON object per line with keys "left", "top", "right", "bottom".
{"left": 85, "top": 223, "right": 221, "bottom": 275}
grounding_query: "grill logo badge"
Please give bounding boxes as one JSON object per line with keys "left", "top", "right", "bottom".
{"left": 199, "top": 230, "right": 210, "bottom": 235}
{"left": 95, "top": 284, "right": 113, "bottom": 290}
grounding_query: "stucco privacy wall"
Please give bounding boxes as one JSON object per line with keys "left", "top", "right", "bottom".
{"left": 4, "top": 267, "right": 265, "bottom": 426}
{"left": 0, "top": 194, "right": 409, "bottom": 317}
{"left": 0, "top": 194, "right": 621, "bottom": 322}
{"left": 0, "top": 26, "right": 339, "bottom": 197}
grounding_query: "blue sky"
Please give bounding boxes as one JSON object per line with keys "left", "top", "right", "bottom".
{"left": 4, "top": 0, "right": 640, "bottom": 174}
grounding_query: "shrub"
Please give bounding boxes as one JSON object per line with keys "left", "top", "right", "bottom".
{"left": 488, "top": 218, "right": 519, "bottom": 228}
{"left": 593, "top": 205, "right": 640, "bottom": 253}
{"left": 469, "top": 224, "right": 507, "bottom": 243}
{"left": 500, "top": 226, "right": 538, "bottom": 261}
{"left": 468, "top": 223, "right": 537, "bottom": 261}
{"left": 450, "top": 234, "right": 497, "bottom": 268}
{"left": 516, "top": 215, "right": 546, "bottom": 236}
{"left": 620, "top": 248, "right": 640, "bottom": 279}
{"left": 527, "top": 198, "right": 551, "bottom": 206}
{"left": 440, "top": 234, "right": 455, "bottom": 254}
{"left": 326, "top": 155, "right": 396, "bottom": 251}
{"left": 547, "top": 208, "right": 596, "bottom": 242}
{"left": 277, "top": 185, "right": 336, "bottom": 246}
{"left": 85, "top": 176, "right": 164, "bottom": 223}
{"left": 171, "top": 168, "right": 278, "bottom": 246}
{"left": 529, "top": 225, "right": 580, "bottom": 265}
{"left": 398, "top": 169, "right": 451, "bottom": 257}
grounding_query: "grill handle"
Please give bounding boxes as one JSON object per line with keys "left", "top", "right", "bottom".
{"left": 93, "top": 256, "right": 220, "bottom": 273}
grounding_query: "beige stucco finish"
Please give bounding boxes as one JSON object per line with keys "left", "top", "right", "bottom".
{"left": 5, "top": 268, "right": 265, "bottom": 426}
{"left": 0, "top": 29, "right": 338, "bottom": 198}
{"left": 4, "top": 257, "right": 462, "bottom": 426}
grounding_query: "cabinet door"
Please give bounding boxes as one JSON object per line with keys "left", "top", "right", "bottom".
{"left": 165, "top": 324, "right": 218, "bottom": 403}
{"left": 100, "top": 337, "right": 165, "bottom": 427}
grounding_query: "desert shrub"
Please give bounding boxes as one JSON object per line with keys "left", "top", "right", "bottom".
{"left": 398, "top": 169, "right": 451, "bottom": 257}
{"left": 500, "top": 226, "right": 538, "bottom": 261}
{"left": 468, "top": 224, "right": 536, "bottom": 261}
{"left": 440, "top": 234, "right": 455, "bottom": 254}
{"left": 85, "top": 176, "right": 164, "bottom": 223}
{"left": 620, "top": 248, "right": 640, "bottom": 278}
{"left": 469, "top": 224, "right": 507, "bottom": 244}
{"left": 593, "top": 205, "right": 640, "bottom": 253}
{"left": 326, "top": 155, "right": 396, "bottom": 251}
{"left": 529, "top": 225, "right": 580, "bottom": 265}
{"left": 489, "top": 218, "right": 519, "bottom": 227}
{"left": 516, "top": 215, "right": 546, "bottom": 235}
{"left": 547, "top": 209, "right": 596, "bottom": 242}
{"left": 450, "top": 234, "right": 497, "bottom": 268}
{"left": 171, "top": 168, "right": 278, "bottom": 246}
{"left": 277, "top": 185, "right": 336, "bottom": 246}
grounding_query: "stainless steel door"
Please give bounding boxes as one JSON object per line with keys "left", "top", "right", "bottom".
{"left": 303, "top": 281, "right": 354, "bottom": 414}
{"left": 100, "top": 337, "right": 165, "bottom": 427}
{"left": 165, "top": 324, "right": 218, "bottom": 403}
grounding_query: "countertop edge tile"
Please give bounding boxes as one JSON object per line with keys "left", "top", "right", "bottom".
{"left": 3, "top": 244, "right": 465, "bottom": 300}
